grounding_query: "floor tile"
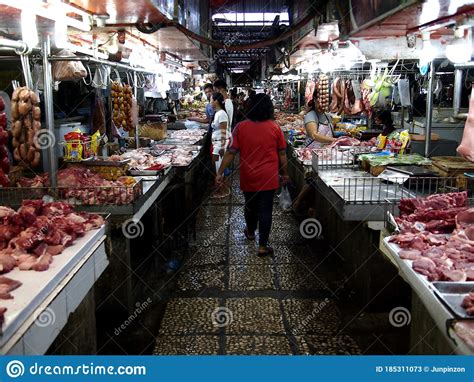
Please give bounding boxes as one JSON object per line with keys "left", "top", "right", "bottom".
{"left": 177, "top": 266, "right": 225, "bottom": 291}
{"left": 225, "top": 335, "right": 292, "bottom": 355}
{"left": 185, "top": 246, "right": 226, "bottom": 266}
{"left": 295, "top": 335, "right": 361, "bottom": 355}
{"left": 159, "top": 298, "right": 220, "bottom": 335}
{"left": 154, "top": 335, "right": 219, "bottom": 355}
{"left": 225, "top": 298, "right": 285, "bottom": 335}
{"left": 272, "top": 245, "right": 317, "bottom": 264}
{"left": 282, "top": 299, "right": 341, "bottom": 334}
{"left": 229, "top": 245, "right": 271, "bottom": 265}
{"left": 229, "top": 265, "right": 275, "bottom": 290}
{"left": 276, "top": 264, "right": 329, "bottom": 291}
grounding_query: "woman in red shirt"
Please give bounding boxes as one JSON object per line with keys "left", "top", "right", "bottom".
{"left": 216, "top": 94, "right": 289, "bottom": 256}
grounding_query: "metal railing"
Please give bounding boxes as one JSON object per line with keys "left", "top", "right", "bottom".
{"left": 312, "top": 146, "right": 377, "bottom": 170}
{"left": 338, "top": 176, "right": 460, "bottom": 205}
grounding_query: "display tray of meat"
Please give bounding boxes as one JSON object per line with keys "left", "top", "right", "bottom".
{"left": 0, "top": 200, "right": 106, "bottom": 336}
{"left": 387, "top": 192, "right": 474, "bottom": 285}
{"left": 430, "top": 282, "right": 474, "bottom": 319}
{"left": 9, "top": 167, "right": 143, "bottom": 207}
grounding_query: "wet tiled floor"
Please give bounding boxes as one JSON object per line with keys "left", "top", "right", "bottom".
{"left": 154, "top": 171, "right": 361, "bottom": 355}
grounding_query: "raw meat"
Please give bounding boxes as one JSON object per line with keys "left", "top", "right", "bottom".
{"left": 456, "top": 208, "right": 474, "bottom": 229}
{"left": 329, "top": 137, "right": 361, "bottom": 148}
{"left": 457, "top": 84, "right": 474, "bottom": 162}
{"left": 17, "top": 168, "right": 140, "bottom": 206}
{"left": 0, "top": 254, "right": 16, "bottom": 273}
{"left": 461, "top": 292, "right": 474, "bottom": 316}
{"left": 31, "top": 253, "right": 52, "bottom": 272}
{"left": 391, "top": 192, "right": 474, "bottom": 281}
{"left": 441, "top": 269, "right": 467, "bottom": 282}
{"left": 412, "top": 257, "right": 437, "bottom": 277}
{"left": 0, "top": 276, "right": 22, "bottom": 299}
{"left": 453, "top": 321, "right": 474, "bottom": 350}
{"left": 399, "top": 249, "right": 421, "bottom": 260}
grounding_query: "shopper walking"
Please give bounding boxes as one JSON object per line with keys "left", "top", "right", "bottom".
{"left": 216, "top": 94, "right": 289, "bottom": 256}
{"left": 211, "top": 92, "right": 231, "bottom": 198}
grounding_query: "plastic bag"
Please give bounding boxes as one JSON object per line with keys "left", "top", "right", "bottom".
{"left": 398, "top": 79, "right": 411, "bottom": 107}
{"left": 52, "top": 50, "right": 87, "bottom": 81}
{"left": 279, "top": 186, "right": 292, "bottom": 211}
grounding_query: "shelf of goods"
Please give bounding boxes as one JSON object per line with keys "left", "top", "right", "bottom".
{"left": 1, "top": 225, "right": 107, "bottom": 355}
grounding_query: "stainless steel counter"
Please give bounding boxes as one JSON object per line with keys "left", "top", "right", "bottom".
{"left": 382, "top": 238, "right": 473, "bottom": 355}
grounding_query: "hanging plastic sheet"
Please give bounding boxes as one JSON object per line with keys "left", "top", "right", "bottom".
{"left": 398, "top": 79, "right": 411, "bottom": 107}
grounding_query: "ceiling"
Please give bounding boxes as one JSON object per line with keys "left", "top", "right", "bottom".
{"left": 210, "top": 0, "right": 290, "bottom": 75}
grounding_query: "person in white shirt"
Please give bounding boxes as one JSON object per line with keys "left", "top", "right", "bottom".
{"left": 213, "top": 79, "right": 234, "bottom": 129}
{"left": 210, "top": 92, "right": 230, "bottom": 198}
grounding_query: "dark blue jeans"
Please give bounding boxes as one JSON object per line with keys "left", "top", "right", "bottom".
{"left": 243, "top": 189, "right": 275, "bottom": 247}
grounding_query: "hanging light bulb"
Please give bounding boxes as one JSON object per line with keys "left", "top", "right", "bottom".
{"left": 419, "top": 32, "right": 436, "bottom": 69}
{"left": 21, "top": 9, "right": 38, "bottom": 48}
{"left": 107, "top": 34, "right": 119, "bottom": 54}
{"left": 446, "top": 27, "right": 472, "bottom": 64}
{"left": 54, "top": 18, "right": 68, "bottom": 49}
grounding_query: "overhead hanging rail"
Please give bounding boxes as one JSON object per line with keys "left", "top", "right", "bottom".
{"left": 48, "top": 55, "right": 157, "bottom": 75}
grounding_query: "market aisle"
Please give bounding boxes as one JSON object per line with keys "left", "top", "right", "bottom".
{"left": 153, "top": 170, "right": 362, "bottom": 355}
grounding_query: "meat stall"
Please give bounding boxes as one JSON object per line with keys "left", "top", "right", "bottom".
{"left": 0, "top": 201, "right": 108, "bottom": 354}
{"left": 0, "top": 3, "right": 211, "bottom": 353}
{"left": 382, "top": 192, "right": 474, "bottom": 354}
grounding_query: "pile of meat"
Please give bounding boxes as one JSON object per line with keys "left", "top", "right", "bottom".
{"left": 461, "top": 293, "right": 474, "bottom": 316}
{"left": 168, "top": 129, "right": 206, "bottom": 140}
{"left": 389, "top": 192, "right": 474, "bottom": 282}
{"left": 18, "top": 167, "right": 141, "bottom": 205}
{"left": 329, "top": 78, "right": 365, "bottom": 116}
{"left": 295, "top": 148, "right": 314, "bottom": 163}
{"left": 0, "top": 200, "right": 104, "bottom": 324}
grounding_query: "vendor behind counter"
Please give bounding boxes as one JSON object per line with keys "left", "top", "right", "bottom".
{"left": 374, "top": 109, "right": 396, "bottom": 136}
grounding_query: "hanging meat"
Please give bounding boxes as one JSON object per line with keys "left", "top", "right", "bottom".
{"left": 457, "top": 84, "right": 474, "bottom": 162}
{"left": 0, "top": 96, "right": 9, "bottom": 187}
{"left": 10, "top": 87, "right": 41, "bottom": 169}
{"left": 316, "top": 74, "right": 329, "bottom": 112}
{"left": 111, "top": 82, "right": 134, "bottom": 132}
{"left": 305, "top": 80, "right": 316, "bottom": 105}
{"left": 329, "top": 77, "right": 340, "bottom": 113}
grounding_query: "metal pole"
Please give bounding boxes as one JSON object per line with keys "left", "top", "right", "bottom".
{"left": 453, "top": 68, "right": 463, "bottom": 115}
{"left": 0, "top": 38, "right": 29, "bottom": 53}
{"left": 454, "top": 62, "right": 474, "bottom": 69}
{"left": 48, "top": 55, "right": 155, "bottom": 75}
{"left": 133, "top": 71, "right": 139, "bottom": 149}
{"left": 425, "top": 61, "right": 435, "bottom": 158}
{"left": 42, "top": 36, "right": 57, "bottom": 188}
